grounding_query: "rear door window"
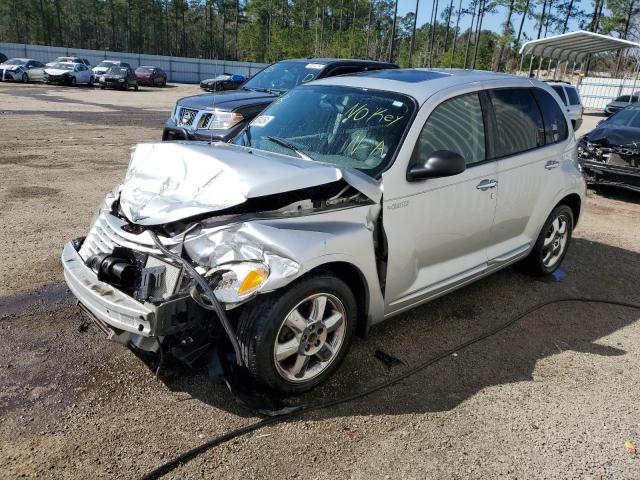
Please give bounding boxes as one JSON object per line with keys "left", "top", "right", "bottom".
{"left": 565, "top": 87, "right": 581, "bottom": 105}
{"left": 417, "top": 93, "right": 486, "bottom": 166}
{"left": 532, "top": 89, "right": 569, "bottom": 143}
{"left": 552, "top": 86, "right": 567, "bottom": 105}
{"left": 488, "top": 89, "right": 545, "bottom": 158}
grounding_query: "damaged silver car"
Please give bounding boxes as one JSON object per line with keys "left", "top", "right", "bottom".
{"left": 62, "top": 69, "right": 586, "bottom": 394}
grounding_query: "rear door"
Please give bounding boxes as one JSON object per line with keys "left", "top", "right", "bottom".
{"left": 382, "top": 90, "right": 498, "bottom": 315}
{"left": 486, "top": 87, "right": 569, "bottom": 264}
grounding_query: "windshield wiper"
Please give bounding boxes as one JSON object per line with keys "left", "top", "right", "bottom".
{"left": 247, "top": 87, "right": 282, "bottom": 95}
{"left": 266, "top": 136, "right": 314, "bottom": 161}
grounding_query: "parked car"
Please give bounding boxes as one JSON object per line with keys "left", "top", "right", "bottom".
{"left": 604, "top": 94, "right": 640, "bottom": 116}
{"left": 547, "top": 81, "right": 583, "bottom": 130}
{"left": 0, "top": 52, "right": 7, "bottom": 64}
{"left": 578, "top": 104, "right": 640, "bottom": 193}
{"left": 62, "top": 69, "right": 585, "bottom": 394}
{"left": 99, "top": 66, "right": 138, "bottom": 90}
{"left": 0, "top": 58, "right": 46, "bottom": 82}
{"left": 47, "top": 56, "right": 92, "bottom": 67}
{"left": 162, "top": 58, "right": 398, "bottom": 142}
{"left": 135, "top": 66, "right": 167, "bottom": 87}
{"left": 44, "top": 62, "right": 95, "bottom": 86}
{"left": 93, "top": 60, "right": 132, "bottom": 81}
{"left": 200, "top": 73, "right": 246, "bottom": 92}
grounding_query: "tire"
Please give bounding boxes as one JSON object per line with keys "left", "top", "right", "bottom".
{"left": 70, "top": 77, "right": 76, "bottom": 87}
{"left": 21, "top": 72, "right": 28, "bottom": 83}
{"left": 237, "top": 274, "right": 357, "bottom": 395}
{"left": 134, "top": 83, "right": 139, "bottom": 91}
{"left": 88, "top": 76, "right": 94, "bottom": 86}
{"left": 100, "top": 85, "right": 105, "bottom": 90}
{"left": 522, "top": 205, "right": 574, "bottom": 276}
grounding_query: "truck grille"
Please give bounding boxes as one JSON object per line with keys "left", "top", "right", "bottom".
{"left": 177, "top": 107, "right": 198, "bottom": 126}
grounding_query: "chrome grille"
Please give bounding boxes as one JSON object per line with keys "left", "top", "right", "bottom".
{"left": 178, "top": 107, "right": 198, "bottom": 126}
{"left": 78, "top": 212, "right": 169, "bottom": 261}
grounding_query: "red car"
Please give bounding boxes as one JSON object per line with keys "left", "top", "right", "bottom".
{"left": 135, "top": 66, "right": 167, "bottom": 87}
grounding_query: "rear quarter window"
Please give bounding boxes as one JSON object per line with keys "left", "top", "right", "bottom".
{"left": 552, "top": 86, "right": 567, "bottom": 105}
{"left": 532, "top": 89, "right": 569, "bottom": 143}
{"left": 565, "top": 87, "right": 581, "bottom": 105}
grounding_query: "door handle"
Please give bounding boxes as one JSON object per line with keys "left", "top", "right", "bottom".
{"left": 545, "top": 160, "right": 560, "bottom": 170}
{"left": 476, "top": 179, "right": 498, "bottom": 191}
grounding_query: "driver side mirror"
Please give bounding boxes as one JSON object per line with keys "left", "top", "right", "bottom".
{"left": 407, "top": 150, "right": 466, "bottom": 181}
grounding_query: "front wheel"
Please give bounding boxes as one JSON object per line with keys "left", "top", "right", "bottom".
{"left": 88, "top": 76, "right": 94, "bottom": 86}
{"left": 134, "top": 83, "right": 139, "bottom": 91}
{"left": 522, "top": 205, "right": 574, "bottom": 275}
{"left": 237, "top": 274, "right": 357, "bottom": 395}
{"left": 21, "top": 72, "right": 28, "bottom": 83}
{"left": 70, "top": 77, "right": 76, "bottom": 87}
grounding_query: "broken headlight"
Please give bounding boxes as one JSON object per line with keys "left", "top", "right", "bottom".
{"left": 206, "top": 262, "right": 269, "bottom": 303}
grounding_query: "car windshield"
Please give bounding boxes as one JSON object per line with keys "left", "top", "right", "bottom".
{"left": 242, "top": 61, "right": 326, "bottom": 94}
{"left": 98, "top": 61, "right": 117, "bottom": 68}
{"left": 614, "top": 95, "right": 639, "bottom": 103}
{"left": 607, "top": 106, "right": 640, "bottom": 128}
{"left": 213, "top": 74, "right": 231, "bottom": 80}
{"left": 107, "top": 67, "right": 128, "bottom": 75}
{"left": 50, "top": 63, "right": 73, "bottom": 70}
{"left": 4, "top": 59, "right": 25, "bottom": 65}
{"left": 232, "top": 85, "right": 414, "bottom": 176}
{"left": 136, "top": 67, "right": 153, "bottom": 73}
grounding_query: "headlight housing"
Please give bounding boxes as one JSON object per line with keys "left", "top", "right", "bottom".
{"left": 206, "top": 110, "right": 244, "bottom": 130}
{"left": 206, "top": 262, "right": 269, "bottom": 303}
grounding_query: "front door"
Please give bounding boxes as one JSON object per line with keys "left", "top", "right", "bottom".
{"left": 382, "top": 91, "right": 498, "bottom": 316}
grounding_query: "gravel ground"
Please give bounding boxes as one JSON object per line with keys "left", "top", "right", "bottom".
{"left": 0, "top": 82, "right": 639, "bottom": 480}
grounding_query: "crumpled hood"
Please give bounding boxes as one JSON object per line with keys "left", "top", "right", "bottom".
{"left": 119, "top": 142, "right": 381, "bottom": 226}
{"left": 0, "top": 63, "right": 20, "bottom": 70}
{"left": 585, "top": 126, "right": 640, "bottom": 148}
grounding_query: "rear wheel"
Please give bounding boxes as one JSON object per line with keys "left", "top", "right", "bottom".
{"left": 237, "top": 274, "right": 357, "bottom": 395}
{"left": 522, "top": 205, "right": 573, "bottom": 275}
{"left": 88, "top": 76, "right": 94, "bottom": 86}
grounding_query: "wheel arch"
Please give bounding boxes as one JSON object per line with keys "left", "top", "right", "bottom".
{"left": 308, "top": 261, "right": 370, "bottom": 338}
{"left": 557, "top": 193, "right": 581, "bottom": 227}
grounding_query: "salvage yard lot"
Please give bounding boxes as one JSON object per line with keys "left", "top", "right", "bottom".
{"left": 1, "top": 82, "right": 639, "bottom": 479}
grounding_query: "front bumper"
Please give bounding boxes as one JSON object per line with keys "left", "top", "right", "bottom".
{"left": 62, "top": 241, "right": 204, "bottom": 338}
{"left": 45, "top": 74, "right": 72, "bottom": 84}
{"left": 1, "top": 69, "right": 19, "bottom": 81}
{"left": 581, "top": 160, "right": 640, "bottom": 193}
{"left": 161, "top": 118, "right": 243, "bottom": 142}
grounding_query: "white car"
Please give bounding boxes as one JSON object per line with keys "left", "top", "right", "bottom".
{"left": 547, "top": 81, "right": 584, "bottom": 130}
{"left": 46, "top": 56, "right": 92, "bottom": 68}
{"left": 93, "top": 60, "right": 132, "bottom": 81}
{"left": 0, "top": 58, "right": 46, "bottom": 82}
{"left": 44, "top": 62, "right": 95, "bottom": 86}
{"left": 62, "top": 70, "right": 586, "bottom": 394}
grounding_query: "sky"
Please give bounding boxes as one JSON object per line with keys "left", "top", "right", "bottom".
{"left": 394, "top": 0, "right": 587, "bottom": 43}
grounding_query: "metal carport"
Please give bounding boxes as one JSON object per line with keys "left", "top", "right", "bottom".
{"left": 518, "top": 30, "right": 640, "bottom": 81}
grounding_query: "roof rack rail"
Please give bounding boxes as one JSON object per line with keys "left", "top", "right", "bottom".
{"left": 542, "top": 79, "right": 570, "bottom": 84}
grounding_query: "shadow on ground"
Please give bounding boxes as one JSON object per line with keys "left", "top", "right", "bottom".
{"left": 151, "top": 237, "right": 640, "bottom": 418}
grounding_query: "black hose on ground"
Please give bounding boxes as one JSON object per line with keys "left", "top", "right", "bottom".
{"left": 148, "top": 231, "right": 243, "bottom": 367}
{"left": 140, "top": 298, "right": 640, "bottom": 480}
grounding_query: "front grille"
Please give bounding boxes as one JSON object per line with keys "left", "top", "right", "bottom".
{"left": 178, "top": 107, "right": 198, "bottom": 126}
{"left": 79, "top": 212, "right": 168, "bottom": 261}
{"left": 198, "top": 113, "right": 213, "bottom": 129}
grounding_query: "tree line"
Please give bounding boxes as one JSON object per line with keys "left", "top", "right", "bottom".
{"left": 0, "top": 0, "right": 637, "bottom": 71}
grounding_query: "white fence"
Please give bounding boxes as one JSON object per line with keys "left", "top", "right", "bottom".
{"left": 0, "top": 42, "right": 268, "bottom": 83}
{"left": 578, "top": 76, "right": 640, "bottom": 110}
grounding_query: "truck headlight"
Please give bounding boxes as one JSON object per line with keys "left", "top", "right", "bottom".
{"left": 206, "top": 110, "right": 244, "bottom": 130}
{"left": 206, "top": 262, "right": 269, "bottom": 303}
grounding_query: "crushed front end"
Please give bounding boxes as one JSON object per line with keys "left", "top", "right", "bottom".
{"left": 578, "top": 134, "right": 640, "bottom": 193}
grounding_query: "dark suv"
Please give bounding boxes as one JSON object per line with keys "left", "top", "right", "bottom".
{"left": 162, "top": 58, "right": 397, "bottom": 142}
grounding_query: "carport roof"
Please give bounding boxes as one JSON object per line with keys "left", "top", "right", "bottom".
{"left": 519, "top": 30, "right": 640, "bottom": 63}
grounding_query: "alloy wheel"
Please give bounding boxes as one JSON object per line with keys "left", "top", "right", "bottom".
{"left": 273, "top": 293, "right": 347, "bottom": 383}
{"left": 542, "top": 213, "right": 569, "bottom": 268}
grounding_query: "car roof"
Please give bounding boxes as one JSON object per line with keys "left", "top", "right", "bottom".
{"left": 281, "top": 58, "right": 397, "bottom": 68}
{"left": 546, "top": 81, "right": 577, "bottom": 89}
{"left": 10, "top": 58, "right": 31, "bottom": 63}
{"left": 311, "top": 68, "right": 540, "bottom": 104}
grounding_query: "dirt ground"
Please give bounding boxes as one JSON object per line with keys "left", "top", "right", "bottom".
{"left": 1, "top": 82, "right": 639, "bottom": 480}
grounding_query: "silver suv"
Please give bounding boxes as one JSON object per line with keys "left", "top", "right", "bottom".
{"left": 62, "top": 69, "right": 586, "bottom": 394}
{"left": 548, "top": 81, "right": 583, "bottom": 130}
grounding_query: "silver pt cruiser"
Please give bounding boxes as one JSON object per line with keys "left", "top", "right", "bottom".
{"left": 62, "top": 69, "right": 586, "bottom": 394}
